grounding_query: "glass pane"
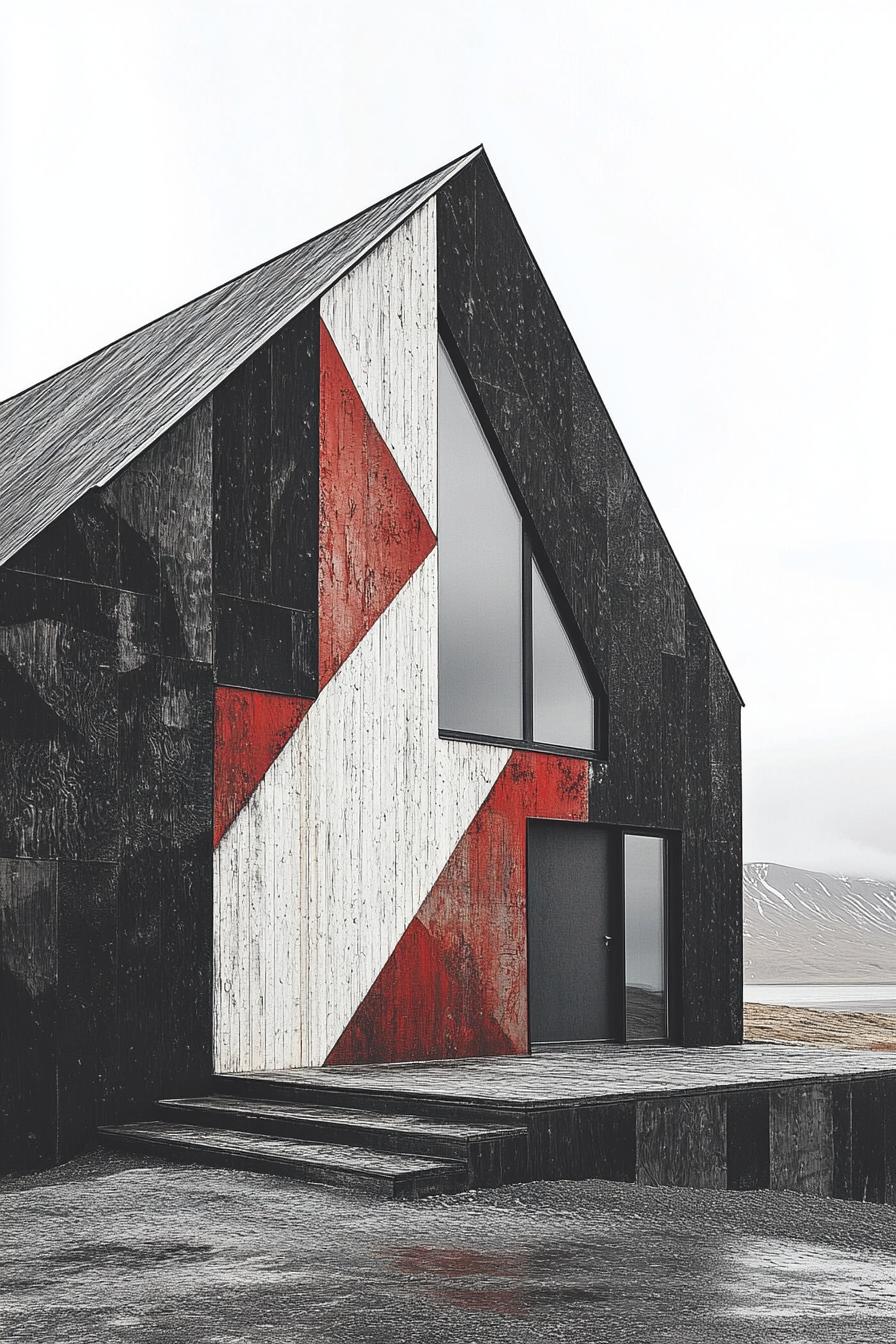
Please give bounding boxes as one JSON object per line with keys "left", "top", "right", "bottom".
{"left": 624, "top": 834, "right": 667, "bottom": 1040}
{"left": 531, "top": 559, "right": 594, "bottom": 750}
{"left": 437, "top": 344, "right": 523, "bottom": 739}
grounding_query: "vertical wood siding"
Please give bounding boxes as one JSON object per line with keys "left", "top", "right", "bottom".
{"left": 0, "top": 859, "right": 57, "bottom": 1168}
{"left": 214, "top": 201, "right": 511, "bottom": 1071}
{"left": 0, "top": 381, "right": 217, "bottom": 1169}
{"left": 320, "top": 203, "right": 438, "bottom": 530}
{"left": 212, "top": 308, "right": 319, "bottom": 697}
{"left": 438, "top": 157, "right": 744, "bottom": 1044}
{"left": 213, "top": 687, "right": 313, "bottom": 847}
{"left": 317, "top": 321, "right": 436, "bottom": 685}
{"left": 327, "top": 751, "right": 590, "bottom": 1065}
{"left": 2, "top": 155, "right": 743, "bottom": 1169}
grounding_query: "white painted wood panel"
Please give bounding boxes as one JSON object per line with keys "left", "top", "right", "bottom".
{"left": 216, "top": 555, "right": 509, "bottom": 1070}
{"left": 320, "top": 201, "right": 437, "bottom": 528}
{"left": 214, "top": 199, "right": 510, "bottom": 1072}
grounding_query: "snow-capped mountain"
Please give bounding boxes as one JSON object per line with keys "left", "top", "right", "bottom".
{"left": 743, "top": 862, "right": 896, "bottom": 984}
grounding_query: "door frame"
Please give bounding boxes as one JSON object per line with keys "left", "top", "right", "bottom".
{"left": 525, "top": 819, "right": 681, "bottom": 1051}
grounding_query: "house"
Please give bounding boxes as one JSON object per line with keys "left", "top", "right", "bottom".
{"left": 0, "top": 147, "right": 743, "bottom": 1177}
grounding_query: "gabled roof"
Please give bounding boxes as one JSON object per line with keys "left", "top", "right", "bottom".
{"left": 0, "top": 147, "right": 480, "bottom": 568}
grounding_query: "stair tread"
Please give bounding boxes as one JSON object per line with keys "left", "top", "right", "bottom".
{"left": 98, "top": 1122, "right": 463, "bottom": 1177}
{"left": 215, "top": 1070, "right": 525, "bottom": 1121}
{"left": 158, "top": 1095, "right": 526, "bottom": 1139}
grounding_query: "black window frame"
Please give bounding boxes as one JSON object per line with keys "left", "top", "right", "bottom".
{"left": 437, "top": 319, "right": 608, "bottom": 762}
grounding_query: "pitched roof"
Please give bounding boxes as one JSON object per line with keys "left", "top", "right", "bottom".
{"left": 0, "top": 147, "right": 480, "bottom": 568}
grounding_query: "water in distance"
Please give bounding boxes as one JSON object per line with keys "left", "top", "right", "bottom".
{"left": 745, "top": 983, "right": 896, "bottom": 1013}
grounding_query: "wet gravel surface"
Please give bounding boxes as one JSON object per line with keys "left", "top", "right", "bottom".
{"left": 4, "top": 1152, "right": 896, "bottom": 1342}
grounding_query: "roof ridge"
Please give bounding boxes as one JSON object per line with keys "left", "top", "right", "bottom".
{"left": 0, "top": 145, "right": 482, "bottom": 412}
{"left": 0, "top": 146, "right": 481, "bottom": 565}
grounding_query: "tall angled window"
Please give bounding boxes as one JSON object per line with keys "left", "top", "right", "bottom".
{"left": 438, "top": 340, "right": 601, "bottom": 755}
{"left": 437, "top": 343, "right": 523, "bottom": 739}
{"left": 531, "top": 559, "right": 594, "bottom": 752}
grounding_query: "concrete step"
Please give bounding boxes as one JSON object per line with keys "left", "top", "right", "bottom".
{"left": 155, "top": 1094, "right": 528, "bottom": 1187}
{"left": 97, "top": 1121, "right": 466, "bottom": 1199}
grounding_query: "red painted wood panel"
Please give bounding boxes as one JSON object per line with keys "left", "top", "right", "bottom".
{"left": 214, "top": 687, "right": 312, "bottom": 847}
{"left": 326, "top": 917, "right": 515, "bottom": 1065}
{"left": 318, "top": 320, "right": 436, "bottom": 686}
{"left": 326, "top": 751, "right": 590, "bottom": 1064}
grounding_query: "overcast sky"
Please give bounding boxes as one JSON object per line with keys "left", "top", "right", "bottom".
{"left": 2, "top": 1, "right": 895, "bottom": 877}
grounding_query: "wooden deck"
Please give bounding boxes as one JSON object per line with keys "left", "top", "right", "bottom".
{"left": 213, "top": 1044, "right": 896, "bottom": 1202}
{"left": 237, "top": 1048, "right": 896, "bottom": 1102}
{"left": 231, "top": 1043, "right": 896, "bottom": 1107}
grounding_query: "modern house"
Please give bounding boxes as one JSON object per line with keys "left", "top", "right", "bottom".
{"left": 0, "top": 147, "right": 744, "bottom": 1183}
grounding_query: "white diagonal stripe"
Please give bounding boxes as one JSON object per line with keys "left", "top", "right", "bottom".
{"left": 214, "top": 198, "right": 510, "bottom": 1070}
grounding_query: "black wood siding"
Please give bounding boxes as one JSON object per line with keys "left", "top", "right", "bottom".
{"left": 213, "top": 306, "right": 318, "bottom": 693}
{"left": 0, "top": 308, "right": 318, "bottom": 1171}
{"left": 0, "top": 159, "right": 741, "bottom": 1169}
{"left": 437, "top": 157, "right": 743, "bottom": 1045}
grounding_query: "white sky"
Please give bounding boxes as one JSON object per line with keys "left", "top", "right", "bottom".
{"left": 2, "top": 1, "right": 895, "bottom": 878}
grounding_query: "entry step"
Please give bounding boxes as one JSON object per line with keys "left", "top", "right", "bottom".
{"left": 98, "top": 1121, "right": 466, "bottom": 1199}
{"left": 156, "top": 1094, "right": 527, "bottom": 1169}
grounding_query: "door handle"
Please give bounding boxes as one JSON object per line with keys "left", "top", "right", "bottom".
{"left": 604, "top": 934, "right": 613, "bottom": 948}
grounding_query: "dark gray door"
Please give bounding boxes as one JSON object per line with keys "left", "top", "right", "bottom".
{"left": 527, "top": 821, "right": 616, "bottom": 1045}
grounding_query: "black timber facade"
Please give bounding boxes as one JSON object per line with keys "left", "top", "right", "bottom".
{"left": 437, "top": 156, "right": 743, "bottom": 1047}
{"left": 0, "top": 310, "right": 319, "bottom": 1170}
{"left": 1, "top": 151, "right": 742, "bottom": 1173}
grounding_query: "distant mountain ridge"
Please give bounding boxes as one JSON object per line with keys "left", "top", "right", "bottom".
{"left": 743, "top": 862, "right": 896, "bottom": 985}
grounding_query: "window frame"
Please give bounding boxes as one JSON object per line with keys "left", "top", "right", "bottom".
{"left": 437, "top": 321, "right": 608, "bottom": 762}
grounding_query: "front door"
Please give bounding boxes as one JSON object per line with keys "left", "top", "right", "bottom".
{"left": 527, "top": 820, "right": 617, "bottom": 1046}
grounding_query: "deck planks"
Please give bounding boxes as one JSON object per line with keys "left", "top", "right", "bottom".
{"left": 228, "top": 1045, "right": 896, "bottom": 1107}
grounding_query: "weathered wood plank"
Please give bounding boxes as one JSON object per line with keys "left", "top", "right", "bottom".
{"left": 681, "top": 594, "right": 717, "bottom": 1045}
{"left": 832, "top": 1080, "right": 852, "bottom": 1199}
{"left": 635, "top": 1094, "right": 727, "bottom": 1188}
{"left": 321, "top": 208, "right": 437, "bottom": 528}
{"left": 577, "top": 1101, "right": 637, "bottom": 1181}
{"left": 106, "top": 431, "right": 162, "bottom": 594}
{"left": 118, "top": 656, "right": 163, "bottom": 854}
{"left": 56, "top": 860, "right": 117, "bottom": 1155}
{"left": 8, "top": 490, "right": 120, "bottom": 588}
{"left": 270, "top": 307, "right": 319, "bottom": 614}
{"left": 0, "top": 858, "right": 57, "bottom": 1169}
{"left": 661, "top": 652, "right": 687, "bottom": 825}
{"left": 116, "top": 852, "right": 161, "bottom": 1115}
{"left": 768, "top": 1084, "right": 833, "bottom": 1196}
{"left": 848, "top": 1076, "right": 887, "bottom": 1202}
{"left": 160, "top": 842, "right": 214, "bottom": 1095}
{"left": 213, "top": 346, "right": 272, "bottom": 603}
{"left": 0, "top": 571, "right": 119, "bottom": 861}
{"left": 726, "top": 1088, "right": 770, "bottom": 1189}
{"left": 158, "top": 400, "right": 213, "bottom": 664}
{"left": 214, "top": 594, "right": 315, "bottom": 696}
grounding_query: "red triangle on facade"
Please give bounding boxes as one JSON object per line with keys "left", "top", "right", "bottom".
{"left": 318, "top": 320, "right": 436, "bottom": 686}
{"left": 325, "top": 751, "right": 591, "bottom": 1065}
{"left": 214, "top": 686, "right": 312, "bottom": 847}
{"left": 325, "top": 915, "right": 515, "bottom": 1066}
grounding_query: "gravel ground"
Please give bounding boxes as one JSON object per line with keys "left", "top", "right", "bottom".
{"left": 4, "top": 1152, "right": 896, "bottom": 1343}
